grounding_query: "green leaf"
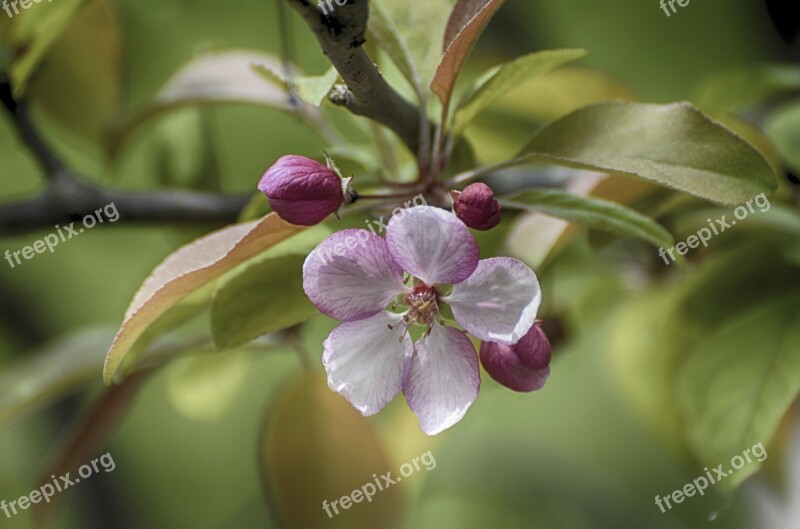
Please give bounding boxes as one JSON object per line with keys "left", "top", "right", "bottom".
{"left": 692, "top": 63, "right": 800, "bottom": 112}
{"left": 252, "top": 63, "right": 339, "bottom": 107}
{"left": 260, "top": 373, "right": 404, "bottom": 529}
{"left": 480, "top": 65, "right": 638, "bottom": 123}
{"left": 211, "top": 254, "right": 317, "bottom": 350}
{"left": 679, "top": 294, "right": 800, "bottom": 490}
{"left": 210, "top": 225, "right": 332, "bottom": 350}
{"left": 766, "top": 99, "right": 800, "bottom": 174}
{"left": 431, "top": 0, "right": 505, "bottom": 107}
{"left": 516, "top": 102, "right": 777, "bottom": 205}
{"left": 503, "top": 189, "right": 674, "bottom": 248}
{"left": 6, "top": 0, "right": 86, "bottom": 96}
{"left": 608, "top": 244, "right": 800, "bottom": 468}
{"left": 453, "top": 49, "right": 588, "bottom": 134}
{"left": 103, "top": 214, "right": 302, "bottom": 384}
{"left": 374, "top": 0, "right": 454, "bottom": 88}
{"left": 710, "top": 112, "right": 783, "bottom": 173}
{"left": 368, "top": 0, "right": 423, "bottom": 97}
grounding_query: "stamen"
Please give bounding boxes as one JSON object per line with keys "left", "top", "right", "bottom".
{"left": 395, "top": 280, "right": 445, "bottom": 337}
{"left": 398, "top": 322, "right": 412, "bottom": 343}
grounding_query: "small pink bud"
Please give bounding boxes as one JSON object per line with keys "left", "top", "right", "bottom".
{"left": 479, "top": 324, "right": 551, "bottom": 392}
{"left": 258, "top": 155, "right": 354, "bottom": 226}
{"left": 450, "top": 183, "right": 501, "bottom": 231}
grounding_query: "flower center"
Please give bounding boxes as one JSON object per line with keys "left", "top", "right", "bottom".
{"left": 388, "top": 280, "right": 448, "bottom": 342}
{"left": 404, "top": 283, "right": 440, "bottom": 328}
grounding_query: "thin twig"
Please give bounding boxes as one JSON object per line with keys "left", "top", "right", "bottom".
{"left": 0, "top": 82, "right": 250, "bottom": 235}
{"left": 0, "top": 83, "right": 63, "bottom": 176}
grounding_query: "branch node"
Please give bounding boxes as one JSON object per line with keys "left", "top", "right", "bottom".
{"left": 329, "top": 84, "right": 356, "bottom": 107}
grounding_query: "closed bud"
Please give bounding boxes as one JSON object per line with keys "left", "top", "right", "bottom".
{"left": 479, "top": 324, "right": 551, "bottom": 392}
{"left": 258, "top": 154, "right": 355, "bottom": 226}
{"left": 449, "top": 183, "right": 501, "bottom": 231}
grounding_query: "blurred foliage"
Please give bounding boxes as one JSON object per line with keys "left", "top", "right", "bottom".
{"left": 1, "top": 0, "right": 799, "bottom": 528}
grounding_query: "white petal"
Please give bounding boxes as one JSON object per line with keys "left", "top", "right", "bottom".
{"left": 323, "top": 312, "right": 412, "bottom": 415}
{"left": 443, "top": 257, "right": 541, "bottom": 345}
{"left": 403, "top": 326, "right": 480, "bottom": 435}
{"left": 303, "top": 229, "right": 407, "bottom": 321}
{"left": 386, "top": 206, "right": 479, "bottom": 285}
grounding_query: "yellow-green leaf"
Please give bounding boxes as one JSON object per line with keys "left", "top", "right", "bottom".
{"left": 252, "top": 63, "right": 340, "bottom": 107}
{"left": 211, "top": 254, "right": 317, "bottom": 350}
{"left": 367, "top": 1, "right": 423, "bottom": 97}
{"left": 498, "top": 66, "right": 638, "bottom": 121}
{"left": 27, "top": 0, "right": 121, "bottom": 142}
{"left": 165, "top": 352, "right": 251, "bottom": 422}
{"left": 374, "top": 0, "right": 454, "bottom": 89}
{"left": 679, "top": 295, "right": 800, "bottom": 490}
{"left": 453, "top": 48, "right": 588, "bottom": 134}
{"left": 6, "top": 0, "right": 86, "bottom": 96}
{"left": 260, "top": 373, "right": 404, "bottom": 529}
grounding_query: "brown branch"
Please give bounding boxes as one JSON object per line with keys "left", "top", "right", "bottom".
{"left": 0, "top": 82, "right": 250, "bottom": 235}
{"left": 0, "top": 175, "right": 250, "bottom": 234}
{"left": 286, "top": 0, "right": 424, "bottom": 154}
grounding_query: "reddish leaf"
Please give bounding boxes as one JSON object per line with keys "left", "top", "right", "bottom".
{"left": 103, "top": 214, "right": 301, "bottom": 384}
{"left": 430, "top": 0, "right": 505, "bottom": 106}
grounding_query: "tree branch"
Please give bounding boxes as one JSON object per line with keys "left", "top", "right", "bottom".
{"left": 286, "top": 0, "right": 423, "bottom": 154}
{"left": 0, "top": 82, "right": 250, "bottom": 235}
{"left": 0, "top": 178, "right": 250, "bottom": 234}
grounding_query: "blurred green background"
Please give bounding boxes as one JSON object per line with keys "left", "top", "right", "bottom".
{"left": 0, "top": 0, "right": 796, "bottom": 528}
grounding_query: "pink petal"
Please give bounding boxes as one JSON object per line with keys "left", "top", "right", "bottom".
{"left": 480, "top": 324, "right": 551, "bottom": 392}
{"left": 386, "top": 207, "right": 479, "bottom": 285}
{"left": 443, "top": 257, "right": 541, "bottom": 345}
{"left": 323, "top": 312, "right": 413, "bottom": 415}
{"left": 303, "top": 229, "right": 407, "bottom": 321}
{"left": 403, "top": 326, "right": 480, "bottom": 435}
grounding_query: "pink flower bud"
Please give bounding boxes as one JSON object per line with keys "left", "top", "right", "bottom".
{"left": 450, "top": 183, "right": 501, "bottom": 231}
{"left": 479, "top": 324, "right": 551, "bottom": 392}
{"left": 259, "top": 155, "right": 353, "bottom": 226}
